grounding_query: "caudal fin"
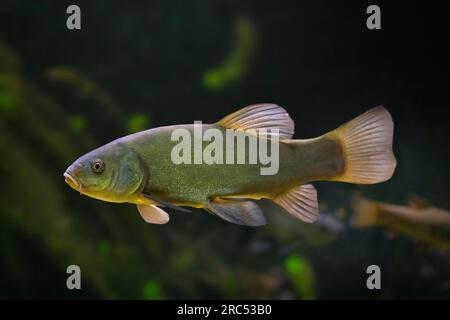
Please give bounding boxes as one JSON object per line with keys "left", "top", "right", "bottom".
{"left": 329, "top": 106, "right": 396, "bottom": 184}
{"left": 351, "top": 196, "right": 381, "bottom": 228}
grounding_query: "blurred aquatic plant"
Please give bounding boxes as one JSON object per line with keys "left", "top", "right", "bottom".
{"left": 0, "top": 91, "right": 15, "bottom": 114}
{"left": 45, "top": 66, "right": 126, "bottom": 133}
{"left": 0, "top": 42, "right": 87, "bottom": 163}
{"left": 202, "top": 17, "right": 257, "bottom": 90}
{"left": 98, "top": 240, "right": 112, "bottom": 256}
{"left": 0, "top": 122, "right": 113, "bottom": 297}
{"left": 0, "top": 42, "right": 21, "bottom": 74}
{"left": 69, "top": 114, "right": 87, "bottom": 133}
{"left": 127, "top": 113, "right": 150, "bottom": 133}
{"left": 142, "top": 280, "right": 163, "bottom": 299}
{"left": 283, "top": 254, "right": 317, "bottom": 299}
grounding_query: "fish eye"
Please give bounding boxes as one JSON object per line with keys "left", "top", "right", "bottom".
{"left": 91, "top": 159, "right": 104, "bottom": 174}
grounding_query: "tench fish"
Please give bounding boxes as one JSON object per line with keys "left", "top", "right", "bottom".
{"left": 64, "top": 104, "right": 396, "bottom": 226}
{"left": 352, "top": 197, "right": 450, "bottom": 251}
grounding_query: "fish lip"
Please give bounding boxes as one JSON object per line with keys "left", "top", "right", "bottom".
{"left": 64, "top": 172, "right": 81, "bottom": 190}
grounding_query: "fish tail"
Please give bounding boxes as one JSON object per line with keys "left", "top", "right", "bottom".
{"left": 351, "top": 196, "right": 381, "bottom": 228}
{"left": 327, "top": 106, "right": 397, "bottom": 184}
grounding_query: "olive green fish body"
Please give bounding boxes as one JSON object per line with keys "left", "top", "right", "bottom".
{"left": 122, "top": 124, "right": 343, "bottom": 206}
{"left": 65, "top": 104, "right": 396, "bottom": 226}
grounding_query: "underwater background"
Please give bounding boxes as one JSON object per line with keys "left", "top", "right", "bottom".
{"left": 0, "top": 0, "right": 449, "bottom": 299}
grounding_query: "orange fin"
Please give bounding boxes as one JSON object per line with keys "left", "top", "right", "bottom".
{"left": 273, "top": 184, "right": 318, "bottom": 223}
{"left": 330, "top": 106, "right": 396, "bottom": 184}
{"left": 351, "top": 197, "right": 380, "bottom": 228}
{"left": 137, "top": 204, "right": 170, "bottom": 224}
{"left": 216, "top": 103, "right": 294, "bottom": 139}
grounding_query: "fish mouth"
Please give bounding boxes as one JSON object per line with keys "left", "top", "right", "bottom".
{"left": 64, "top": 172, "right": 81, "bottom": 190}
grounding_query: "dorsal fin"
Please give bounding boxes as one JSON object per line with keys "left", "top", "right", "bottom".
{"left": 273, "top": 184, "right": 319, "bottom": 223}
{"left": 216, "top": 104, "right": 295, "bottom": 140}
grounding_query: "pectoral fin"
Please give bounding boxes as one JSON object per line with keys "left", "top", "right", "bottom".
{"left": 205, "top": 198, "right": 267, "bottom": 226}
{"left": 137, "top": 204, "right": 170, "bottom": 224}
{"left": 142, "top": 193, "right": 191, "bottom": 213}
{"left": 273, "top": 184, "right": 319, "bottom": 223}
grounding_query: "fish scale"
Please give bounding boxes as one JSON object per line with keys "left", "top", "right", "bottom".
{"left": 64, "top": 104, "right": 396, "bottom": 226}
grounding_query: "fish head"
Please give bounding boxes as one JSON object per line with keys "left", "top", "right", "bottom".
{"left": 64, "top": 141, "right": 144, "bottom": 202}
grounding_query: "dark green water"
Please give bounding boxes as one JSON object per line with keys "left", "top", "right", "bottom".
{"left": 0, "top": 0, "right": 449, "bottom": 299}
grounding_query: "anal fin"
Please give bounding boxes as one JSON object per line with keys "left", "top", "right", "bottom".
{"left": 273, "top": 184, "right": 319, "bottom": 223}
{"left": 205, "top": 198, "right": 267, "bottom": 227}
{"left": 137, "top": 204, "right": 170, "bottom": 224}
